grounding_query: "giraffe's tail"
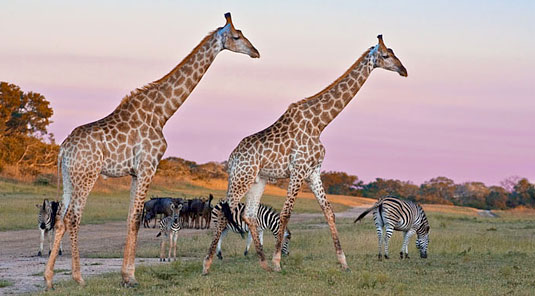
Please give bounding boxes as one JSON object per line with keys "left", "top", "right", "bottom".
{"left": 56, "top": 148, "right": 62, "bottom": 202}
{"left": 354, "top": 197, "right": 385, "bottom": 223}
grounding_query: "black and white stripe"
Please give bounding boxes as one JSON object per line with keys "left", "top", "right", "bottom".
{"left": 354, "top": 196, "right": 429, "bottom": 259}
{"left": 36, "top": 199, "right": 63, "bottom": 256}
{"left": 211, "top": 201, "right": 291, "bottom": 259}
{"left": 156, "top": 203, "right": 183, "bottom": 262}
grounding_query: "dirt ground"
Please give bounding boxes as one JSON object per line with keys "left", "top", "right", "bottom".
{"left": 0, "top": 206, "right": 369, "bottom": 295}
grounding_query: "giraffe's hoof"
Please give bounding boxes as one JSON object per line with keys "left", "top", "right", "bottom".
{"left": 341, "top": 264, "right": 351, "bottom": 272}
{"left": 273, "top": 265, "right": 282, "bottom": 272}
{"left": 260, "top": 261, "right": 272, "bottom": 272}
{"left": 44, "top": 284, "right": 54, "bottom": 291}
{"left": 74, "top": 277, "right": 85, "bottom": 287}
{"left": 122, "top": 279, "right": 139, "bottom": 288}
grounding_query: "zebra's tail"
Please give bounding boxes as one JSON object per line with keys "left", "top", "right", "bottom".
{"left": 354, "top": 197, "right": 385, "bottom": 223}
{"left": 221, "top": 201, "right": 245, "bottom": 238}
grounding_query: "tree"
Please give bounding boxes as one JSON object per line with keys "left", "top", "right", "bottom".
{"left": 420, "top": 177, "right": 456, "bottom": 204}
{"left": 508, "top": 178, "right": 535, "bottom": 207}
{"left": 486, "top": 186, "right": 508, "bottom": 210}
{"left": 0, "top": 82, "right": 56, "bottom": 174}
{"left": 0, "top": 82, "right": 53, "bottom": 138}
{"left": 321, "top": 171, "right": 362, "bottom": 196}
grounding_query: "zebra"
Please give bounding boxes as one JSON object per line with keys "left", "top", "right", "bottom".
{"left": 35, "top": 199, "right": 63, "bottom": 256}
{"left": 211, "top": 201, "right": 291, "bottom": 260}
{"left": 156, "top": 203, "right": 183, "bottom": 262}
{"left": 354, "top": 196, "right": 429, "bottom": 260}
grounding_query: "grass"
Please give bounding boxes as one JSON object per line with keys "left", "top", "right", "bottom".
{"left": 0, "top": 179, "right": 350, "bottom": 231}
{"left": 31, "top": 211, "right": 535, "bottom": 296}
{"left": 0, "top": 279, "right": 13, "bottom": 288}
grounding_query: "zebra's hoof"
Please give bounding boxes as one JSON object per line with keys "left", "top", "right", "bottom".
{"left": 244, "top": 250, "right": 248, "bottom": 256}
{"left": 400, "top": 252, "right": 404, "bottom": 259}
{"left": 48, "top": 250, "right": 51, "bottom": 256}
{"left": 377, "top": 254, "right": 382, "bottom": 261}
{"left": 59, "top": 250, "right": 63, "bottom": 256}
{"left": 384, "top": 255, "right": 390, "bottom": 260}
{"left": 217, "top": 252, "right": 223, "bottom": 260}
{"left": 38, "top": 251, "right": 42, "bottom": 257}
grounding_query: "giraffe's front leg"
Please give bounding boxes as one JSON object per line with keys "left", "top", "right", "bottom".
{"left": 273, "top": 172, "right": 304, "bottom": 272}
{"left": 44, "top": 216, "right": 66, "bottom": 290}
{"left": 203, "top": 210, "right": 228, "bottom": 274}
{"left": 121, "top": 172, "right": 154, "bottom": 287}
{"left": 307, "top": 168, "right": 349, "bottom": 271}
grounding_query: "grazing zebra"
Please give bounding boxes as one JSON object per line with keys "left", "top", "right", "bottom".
{"left": 35, "top": 199, "right": 63, "bottom": 256}
{"left": 211, "top": 201, "right": 291, "bottom": 260}
{"left": 156, "top": 203, "right": 183, "bottom": 262}
{"left": 354, "top": 196, "right": 429, "bottom": 260}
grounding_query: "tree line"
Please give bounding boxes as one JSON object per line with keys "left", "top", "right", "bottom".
{"left": 320, "top": 172, "right": 535, "bottom": 210}
{"left": 1, "top": 82, "right": 533, "bottom": 210}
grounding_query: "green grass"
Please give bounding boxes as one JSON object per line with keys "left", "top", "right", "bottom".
{"left": 0, "top": 279, "right": 13, "bottom": 288}
{"left": 32, "top": 212, "right": 535, "bottom": 295}
{"left": 0, "top": 180, "right": 348, "bottom": 231}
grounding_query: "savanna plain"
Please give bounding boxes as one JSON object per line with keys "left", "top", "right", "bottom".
{"left": 1, "top": 178, "right": 535, "bottom": 296}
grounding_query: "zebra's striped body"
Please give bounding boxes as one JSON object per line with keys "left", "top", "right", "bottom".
{"left": 156, "top": 203, "right": 183, "bottom": 262}
{"left": 354, "top": 196, "right": 429, "bottom": 259}
{"left": 36, "top": 199, "right": 63, "bottom": 256}
{"left": 211, "top": 201, "right": 291, "bottom": 259}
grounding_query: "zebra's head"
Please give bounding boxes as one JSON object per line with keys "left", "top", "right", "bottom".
{"left": 282, "top": 229, "right": 292, "bottom": 256}
{"left": 36, "top": 199, "right": 52, "bottom": 229}
{"left": 170, "top": 203, "right": 183, "bottom": 223}
{"left": 416, "top": 233, "right": 429, "bottom": 258}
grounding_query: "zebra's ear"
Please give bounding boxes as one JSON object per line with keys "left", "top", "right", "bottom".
{"left": 176, "top": 204, "right": 183, "bottom": 211}
{"left": 35, "top": 204, "right": 41, "bottom": 209}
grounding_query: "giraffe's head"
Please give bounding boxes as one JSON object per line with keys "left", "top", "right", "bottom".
{"left": 370, "top": 35, "right": 407, "bottom": 77}
{"left": 216, "top": 12, "right": 260, "bottom": 58}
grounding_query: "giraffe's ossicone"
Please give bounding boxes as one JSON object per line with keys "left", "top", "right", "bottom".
{"left": 203, "top": 35, "right": 407, "bottom": 274}
{"left": 43, "top": 12, "right": 259, "bottom": 290}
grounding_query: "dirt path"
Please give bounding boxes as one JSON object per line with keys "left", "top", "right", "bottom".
{"left": 0, "top": 207, "right": 368, "bottom": 295}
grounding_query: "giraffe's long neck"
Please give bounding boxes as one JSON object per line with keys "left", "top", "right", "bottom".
{"left": 117, "top": 32, "right": 222, "bottom": 129}
{"left": 300, "top": 47, "right": 376, "bottom": 132}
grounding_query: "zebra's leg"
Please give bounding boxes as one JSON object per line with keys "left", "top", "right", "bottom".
{"left": 203, "top": 167, "right": 259, "bottom": 275}
{"left": 216, "top": 228, "right": 228, "bottom": 260}
{"left": 259, "top": 229, "right": 264, "bottom": 247}
{"left": 46, "top": 230, "right": 51, "bottom": 256}
{"left": 401, "top": 229, "right": 415, "bottom": 259}
{"left": 160, "top": 236, "right": 166, "bottom": 262}
{"left": 304, "top": 168, "right": 349, "bottom": 271}
{"left": 173, "top": 232, "right": 178, "bottom": 261}
{"left": 244, "top": 231, "right": 252, "bottom": 256}
{"left": 38, "top": 229, "right": 44, "bottom": 256}
{"left": 373, "top": 212, "right": 384, "bottom": 260}
{"left": 383, "top": 224, "right": 395, "bottom": 259}
{"left": 168, "top": 233, "right": 173, "bottom": 261}
{"left": 243, "top": 176, "right": 269, "bottom": 271}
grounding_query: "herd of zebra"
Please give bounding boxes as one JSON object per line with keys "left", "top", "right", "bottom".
{"left": 36, "top": 195, "right": 430, "bottom": 263}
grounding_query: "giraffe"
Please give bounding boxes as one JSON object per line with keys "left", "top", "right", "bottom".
{"left": 44, "top": 13, "right": 259, "bottom": 289}
{"left": 203, "top": 35, "right": 407, "bottom": 274}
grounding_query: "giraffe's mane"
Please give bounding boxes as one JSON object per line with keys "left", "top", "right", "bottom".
{"left": 115, "top": 30, "right": 218, "bottom": 109}
{"left": 293, "top": 47, "right": 373, "bottom": 107}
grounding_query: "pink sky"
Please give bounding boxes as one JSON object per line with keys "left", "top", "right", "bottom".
{"left": 1, "top": 1, "right": 534, "bottom": 186}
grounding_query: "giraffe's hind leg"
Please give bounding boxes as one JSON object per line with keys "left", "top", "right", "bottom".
{"left": 243, "top": 176, "right": 269, "bottom": 271}
{"left": 203, "top": 166, "right": 258, "bottom": 275}
{"left": 306, "top": 168, "right": 349, "bottom": 271}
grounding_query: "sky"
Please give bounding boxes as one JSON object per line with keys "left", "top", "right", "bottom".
{"left": 1, "top": 1, "right": 534, "bottom": 186}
